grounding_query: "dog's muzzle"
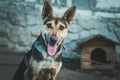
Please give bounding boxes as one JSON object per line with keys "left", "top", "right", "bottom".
{"left": 50, "top": 35, "right": 57, "bottom": 45}
{"left": 47, "top": 35, "right": 58, "bottom": 56}
{"left": 43, "top": 33, "right": 62, "bottom": 56}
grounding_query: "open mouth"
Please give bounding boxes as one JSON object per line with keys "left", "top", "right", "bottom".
{"left": 47, "top": 43, "right": 57, "bottom": 56}
{"left": 44, "top": 34, "right": 60, "bottom": 56}
{"left": 46, "top": 35, "right": 58, "bottom": 56}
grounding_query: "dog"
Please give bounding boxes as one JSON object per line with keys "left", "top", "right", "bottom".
{"left": 12, "top": 0, "right": 76, "bottom": 80}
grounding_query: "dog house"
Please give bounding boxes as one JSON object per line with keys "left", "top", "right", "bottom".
{"left": 78, "top": 34, "right": 119, "bottom": 70}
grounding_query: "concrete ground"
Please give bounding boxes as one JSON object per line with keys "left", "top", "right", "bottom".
{"left": 0, "top": 53, "right": 120, "bottom": 80}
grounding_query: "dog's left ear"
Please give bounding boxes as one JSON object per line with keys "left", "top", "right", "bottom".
{"left": 63, "top": 6, "right": 76, "bottom": 25}
{"left": 42, "top": 0, "right": 53, "bottom": 20}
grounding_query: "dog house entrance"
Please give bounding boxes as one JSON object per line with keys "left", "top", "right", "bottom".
{"left": 90, "top": 48, "right": 106, "bottom": 65}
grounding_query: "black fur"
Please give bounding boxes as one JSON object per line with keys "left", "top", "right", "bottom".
{"left": 12, "top": 34, "right": 62, "bottom": 80}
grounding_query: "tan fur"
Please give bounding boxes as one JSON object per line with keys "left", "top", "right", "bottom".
{"left": 24, "top": 51, "right": 62, "bottom": 80}
{"left": 44, "top": 18, "right": 68, "bottom": 46}
{"left": 24, "top": 0, "right": 76, "bottom": 80}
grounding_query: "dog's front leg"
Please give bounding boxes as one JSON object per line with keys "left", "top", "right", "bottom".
{"left": 24, "top": 65, "right": 41, "bottom": 80}
{"left": 37, "top": 68, "right": 56, "bottom": 80}
{"left": 24, "top": 67, "right": 31, "bottom": 80}
{"left": 24, "top": 66, "right": 35, "bottom": 80}
{"left": 52, "top": 62, "right": 62, "bottom": 80}
{"left": 24, "top": 56, "right": 40, "bottom": 80}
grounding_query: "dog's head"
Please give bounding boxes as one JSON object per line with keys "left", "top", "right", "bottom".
{"left": 41, "top": 0, "right": 76, "bottom": 56}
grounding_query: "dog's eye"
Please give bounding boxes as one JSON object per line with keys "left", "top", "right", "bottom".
{"left": 60, "top": 25, "right": 64, "bottom": 30}
{"left": 47, "top": 23, "right": 52, "bottom": 28}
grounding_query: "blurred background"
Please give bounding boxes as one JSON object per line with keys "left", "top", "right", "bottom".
{"left": 0, "top": 0, "right": 120, "bottom": 80}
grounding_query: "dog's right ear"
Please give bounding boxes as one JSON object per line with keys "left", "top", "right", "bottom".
{"left": 42, "top": 0, "right": 53, "bottom": 20}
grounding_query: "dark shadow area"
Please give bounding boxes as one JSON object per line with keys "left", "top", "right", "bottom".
{"left": 90, "top": 48, "right": 107, "bottom": 65}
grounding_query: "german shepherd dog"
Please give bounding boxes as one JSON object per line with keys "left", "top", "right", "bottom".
{"left": 12, "top": 0, "right": 76, "bottom": 80}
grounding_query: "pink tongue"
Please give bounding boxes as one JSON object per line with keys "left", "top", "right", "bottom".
{"left": 47, "top": 44, "right": 57, "bottom": 56}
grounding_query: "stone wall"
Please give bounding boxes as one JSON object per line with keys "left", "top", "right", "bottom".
{"left": 0, "top": 0, "right": 120, "bottom": 61}
{"left": 97, "top": 0, "right": 120, "bottom": 9}
{"left": 0, "top": 1, "right": 42, "bottom": 53}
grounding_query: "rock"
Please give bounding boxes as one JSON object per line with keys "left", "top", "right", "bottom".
{"left": 27, "top": 14, "right": 42, "bottom": 26}
{"left": 89, "top": 29, "right": 99, "bottom": 35}
{"left": 115, "top": 20, "right": 120, "bottom": 27}
{"left": 95, "top": 71, "right": 101, "bottom": 76}
{"left": 75, "top": 10, "right": 93, "bottom": 19}
{"left": 100, "top": 28, "right": 118, "bottom": 42}
{"left": 8, "top": 27, "right": 31, "bottom": 46}
{"left": 31, "top": 25, "right": 41, "bottom": 37}
{"left": 0, "top": 10, "right": 7, "bottom": 19}
{"left": 25, "top": 0, "right": 36, "bottom": 2}
{"left": 0, "top": 37, "right": 8, "bottom": 47}
{"left": 94, "top": 12, "right": 120, "bottom": 18}
{"left": 79, "top": 18, "right": 107, "bottom": 30}
{"left": 0, "top": 20, "right": 13, "bottom": 36}
{"left": 6, "top": 43, "right": 29, "bottom": 53}
{"left": 63, "top": 33, "right": 79, "bottom": 44}
{"left": 30, "top": 36, "right": 37, "bottom": 45}
{"left": 8, "top": 12, "right": 27, "bottom": 27}
{"left": 66, "top": 33, "right": 80, "bottom": 41}
{"left": 0, "top": 37, "right": 10, "bottom": 52}
{"left": 114, "top": 28, "right": 120, "bottom": 41}
{"left": 107, "top": 21, "right": 117, "bottom": 30}
{"left": 62, "top": 50, "right": 80, "bottom": 59}
{"left": 68, "top": 42, "right": 78, "bottom": 50}
{"left": 68, "top": 24, "right": 81, "bottom": 33}
{"left": 80, "top": 20, "right": 96, "bottom": 30}
{"left": 79, "top": 30, "right": 90, "bottom": 39}
{"left": 11, "top": 44, "right": 30, "bottom": 53}
{"left": 63, "top": 39, "right": 71, "bottom": 44}
{"left": 96, "top": 0, "right": 120, "bottom": 9}
{"left": 108, "top": 31, "right": 118, "bottom": 42}
{"left": 0, "top": 38, "right": 27, "bottom": 53}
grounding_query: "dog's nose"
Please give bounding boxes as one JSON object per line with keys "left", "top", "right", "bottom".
{"left": 50, "top": 35, "right": 57, "bottom": 44}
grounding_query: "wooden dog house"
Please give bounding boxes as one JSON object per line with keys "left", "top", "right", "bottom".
{"left": 78, "top": 34, "right": 119, "bottom": 70}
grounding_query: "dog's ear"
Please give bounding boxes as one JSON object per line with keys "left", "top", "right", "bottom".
{"left": 63, "top": 6, "right": 76, "bottom": 24}
{"left": 42, "top": 0, "right": 53, "bottom": 20}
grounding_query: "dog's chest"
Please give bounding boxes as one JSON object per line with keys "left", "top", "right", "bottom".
{"left": 30, "top": 55, "right": 62, "bottom": 73}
